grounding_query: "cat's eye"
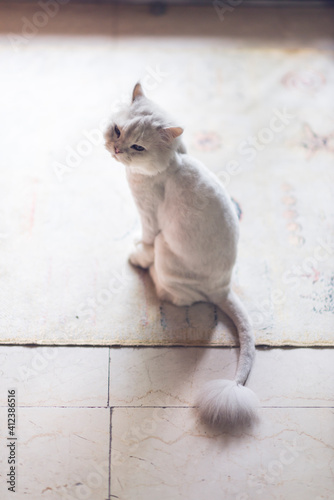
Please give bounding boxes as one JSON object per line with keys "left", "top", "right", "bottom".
{"left": 114, "top": 125, "right": 121, "bottom": 138}
{"left": 131, "top": 144, "right": 145, "bottom": 152}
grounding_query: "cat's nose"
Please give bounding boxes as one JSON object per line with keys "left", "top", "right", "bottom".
{"left": 114, "top": 146, "right": 122, "bottom": 155}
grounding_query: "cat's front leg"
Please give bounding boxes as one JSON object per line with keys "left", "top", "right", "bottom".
{"left": 129, "top": 241, "right": 154, "bottom": 269}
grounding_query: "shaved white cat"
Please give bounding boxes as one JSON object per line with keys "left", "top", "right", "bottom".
{"left": 105, "top": 83, "right": 259, "bottom": 429}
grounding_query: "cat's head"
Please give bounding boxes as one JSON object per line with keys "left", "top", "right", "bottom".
{"left": 104, "top": 83, "right": 183, "bottom": 175}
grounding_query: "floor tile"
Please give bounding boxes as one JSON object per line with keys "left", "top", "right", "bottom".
{"left": 0, "top": 4, "right": 333, "bottom": 500}
{"left": 0, "top": 406, "right": 110, "bottom": 500}
{"left": 109, "top": 347, "right": 334, "bottom": 407}
{"left": 0, "top": 347, "right": 109, "bottom": 407}
{"left": 110, "top": 407, "right": 334, "bottom": 500}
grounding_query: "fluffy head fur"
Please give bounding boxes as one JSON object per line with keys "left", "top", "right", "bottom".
{"left": 104, "top": 83, "right": 183, "bottom": 176}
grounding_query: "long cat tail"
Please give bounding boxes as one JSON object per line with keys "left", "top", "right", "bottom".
{"left": 197, "top": 290, "right": 259, "bottom": 429}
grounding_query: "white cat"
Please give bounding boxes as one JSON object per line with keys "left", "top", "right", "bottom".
{"left": 105, "top": 83, "right": 259, "bottom": 429}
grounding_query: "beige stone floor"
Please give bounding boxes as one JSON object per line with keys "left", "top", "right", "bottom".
{"left": 0, "top": 2, "right": 334, "bottom": 500}
{"left": 1, "top": 2, "right": 334, "bottom": 347}
{"left": 0, "top": 346, "right": 333, "bottom": 499}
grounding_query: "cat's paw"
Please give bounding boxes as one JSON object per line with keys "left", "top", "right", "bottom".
{"left": 129, "top": 242, "right": 154, "bottom": 269}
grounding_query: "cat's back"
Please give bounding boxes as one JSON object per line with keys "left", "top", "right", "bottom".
{"left": 168, "top": 153, "right": 234, "bottom": 214}
{"left": 162, "top": 153, "right": 239, "bottom": 242}
{"left": 160, "top": 153, "right": 239, "bottom": 268}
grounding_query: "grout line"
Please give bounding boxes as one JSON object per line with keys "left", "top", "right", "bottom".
{"left": 261, "top": 405, "right": 334, "bottom": 409}
{"left": 107, "top": 347, "right": 111, "bottom": 408}
{"left": 113, "top": 405, "right": 195, "bottom": 409}
{"left": 0, "top": 404, "right": 333, "bottom": 409}
{"left": 0, "top": 405, "right": 110, "bottom": 409}
{"left": 0, "top": 344, "right": 333, "bottom": 349}
{"left": 108, "top": 407, "right": 112, "bottom": 500}
{"left": 109, "top": 405, "right": 334, "bottom": 409}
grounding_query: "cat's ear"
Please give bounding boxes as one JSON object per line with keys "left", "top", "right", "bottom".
{"left": 160, "top": 126, "right": 184, "bottom": 141}
{"left": 132, "top": 82, "right": 145, "bottom": 102}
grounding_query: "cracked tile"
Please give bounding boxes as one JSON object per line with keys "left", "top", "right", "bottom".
{"left": 0, "top": 347, "right": 109, "bottom": 407}
{"left": 110, "top": 407, "right": 334, "bottom": 500}
{"left": 0, "top": 407, "right": 110, "bottom": 500}
{"left": 109, "top": 347, "right": 334, "bottom": 407}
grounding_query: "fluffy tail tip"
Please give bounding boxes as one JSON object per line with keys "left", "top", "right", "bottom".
{"left": 196, "top": 379, "right": 259, "bottom": 430}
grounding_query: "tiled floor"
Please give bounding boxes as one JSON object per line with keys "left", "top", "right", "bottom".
{"left": 0, "top": 347, "right": 333, "bottom": 499}
{"left": 0, "top": 2, "right": 334, "bottom": 500}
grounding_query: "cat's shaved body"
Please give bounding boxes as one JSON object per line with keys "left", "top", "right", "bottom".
{"left": 105, "top": 83, "right": 259, "bottom": 430}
